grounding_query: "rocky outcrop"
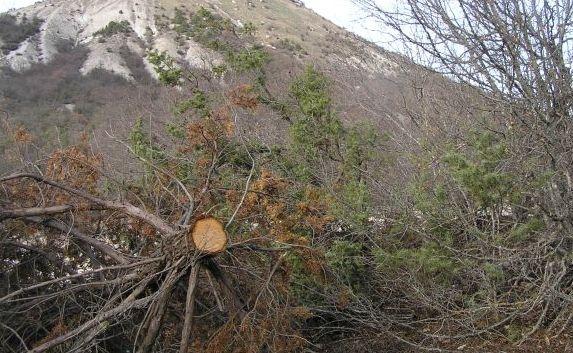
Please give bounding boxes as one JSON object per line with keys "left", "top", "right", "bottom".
{"left": 1, "top": 0, "right": 397, "bottom": 81}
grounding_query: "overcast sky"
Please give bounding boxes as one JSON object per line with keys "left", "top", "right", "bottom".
{"left": 0, "top": 0, "right": 40, "bottom": 13}
{"left": 304, "top": 0, "right": 394, "bottom": 44}
{"left": 0, "top": 0, "right": 392, "bottom": 43}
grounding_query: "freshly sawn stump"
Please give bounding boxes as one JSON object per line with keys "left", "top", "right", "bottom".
{"left": 189, "top": 217, "right": 228, "bottom": 254}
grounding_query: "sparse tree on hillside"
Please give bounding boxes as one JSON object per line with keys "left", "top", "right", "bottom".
{"left": 355, "top": 0, "right": 573, "bottom": 154}
{"left": 353, "top": 0, "right": 573, "bottom": 349}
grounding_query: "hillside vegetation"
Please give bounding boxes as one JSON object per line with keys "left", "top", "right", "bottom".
{"left": 0, "top": 13, "right": 43, "bottom": 54}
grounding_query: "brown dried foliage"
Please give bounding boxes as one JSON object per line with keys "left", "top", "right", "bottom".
{"left": 228, "top": 84, "right": 259, "bottom": 110}
{"left": 186, "top": 107, "right": 234, "bottom": 150}
{"left": 46, "top": 141, "right": 102, "bottom": 193}
{"left": 204, "top": 302, "right": 307, "bottom": 353}
{"left": 13, "top": 126, "right": 34, "bottom": 144}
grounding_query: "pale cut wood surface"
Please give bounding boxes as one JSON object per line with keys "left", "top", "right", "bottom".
{"left": 190, "top": 217, "right": 228, "bottom": 254}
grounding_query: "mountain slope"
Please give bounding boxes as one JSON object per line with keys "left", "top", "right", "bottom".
{"left": 1, "top": 0, "right": 441, "bottom": 173}
{"left": 1, "top": 0, "right": 396, "bottom": 79}
{"left": 0, "top": 0, "right": 484, "bottom": 186}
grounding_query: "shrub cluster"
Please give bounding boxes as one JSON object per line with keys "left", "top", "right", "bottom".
{"left": 0, "top": 14, "right": 43, "bottom": 54}
{"left": 93, "top": 20, "right": 132, "bottom": 37}
{"left": 171, "top": 7, "right": 269, "bottom": 73}
{"left": 146, "top": 50, "right": 182, "bottom": 86}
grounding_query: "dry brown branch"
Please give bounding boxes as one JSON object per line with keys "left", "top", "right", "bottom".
{"left": 0, "top": 205, "right": 75, "bottom": 220}
{"left": 137, "top": 269, "right": 181, "bottom": 353}
{"left": 29, "top": 294, "right": 156, "bottom": 353}
{"left": 179, "top": 264, "right": 200, "bottom": 353}
{"left": 0, "top": 257, "right": 162, "bottom": 304}
{"left": 0, "top": 173, "right": 178, "bottom": 236}
{"left": 24, "top": 216, "right": 130, "bottom": 264}
{"left": 203, "top": 258, "right": 247, "bottom": 320}
{"left": 0, "top": 240, "right": 75, "bottom": 274}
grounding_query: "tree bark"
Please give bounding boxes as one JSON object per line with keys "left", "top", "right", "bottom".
{"left": 0, "top": 173, "right": 177, "bottom": 236}
{"left": 179, "top": 264, "right": 200, "bottom": 353}
{"left": 0, "top": 205, "right": 75, "bottom": 220}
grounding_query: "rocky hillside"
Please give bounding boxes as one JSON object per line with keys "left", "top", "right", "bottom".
{"left": 0, "top": 0, "right": 395, "bottom": 79}
{"left": 5, "top": 1, "right": 492, "bottom": 192}
{"left": 2, "top": 0, "right": 452, "bottom": 176}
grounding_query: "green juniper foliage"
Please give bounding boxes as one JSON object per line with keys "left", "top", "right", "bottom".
{"left": 94, "top": 20, "right": 132, "bottom": 37}
{"left": 443, "top": 132, "right": 512, "bottom": 209}
{"left": 509, "top": 217, "right": 545, "bottom": 242}
{"left": 174, "top": 90, "right": 209, "bottom": 117}
{"left": 326, "top": 240, "right": 365, "bottom": 289}
{"left": 285, "top": 252, "right": 326, "bottom": 306}
{"left": 166, "top": 90, "right": 209, "bottom": 144}
{"left": 211, "top": 64, "right": 228, "bottom": 77}
{"left": 147, "top": 50, "right": 182, "bottom": 86}
{"left": 288, "top": 66, "right": 343, "bottom": 180}
{"left": 374, "top": 244, "right": 459, "bottom": 284}
{"left": 226, "top": 46, "right": 269, "bottom": 72}
{"left": 330, "top": 180, "right": 371, "bottom": 229}
{"left": 240, "top": 22, "right": 258, "bottom": 36}
{"left": 284, "top": 66, "right": 378, "bottom": 231}
{"left": 170, "top": 7, "right": 269, "bottom": 74}
{"left": 277, "top": 38, "right": 306, "bottom": 55}
{"left": 129, "top": 118, "right": 165, "bottom": 164}
{"left": 173, "top": 8, "right": 190, "bottom": 34}
{"left": 173, "top": 6, "right": 232, "bottom": 51}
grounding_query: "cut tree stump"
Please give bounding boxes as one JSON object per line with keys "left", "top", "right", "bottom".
{"left": 189, "top": 217, "right": 228, "bottom": 254}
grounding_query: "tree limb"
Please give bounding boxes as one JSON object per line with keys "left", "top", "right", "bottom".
{"left": 179, "top": 264, "right": 200, "bottom": 353}
{"left": 24, "top": 216, "right": 130, "bottom": 265}
{"left": 0, "top": 205, "right": 75, "bottom": 221}
{"left": 0, "top": 173, "right": 177, "bottom": 237}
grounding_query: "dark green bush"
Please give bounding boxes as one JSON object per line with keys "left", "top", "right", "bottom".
{"left": 172, "top": 8, "right": 190, "bottom": 34}
{"left": 240, "top": 22, "right": 257, "bottom": 36}
{"left": 326, "top": 240, "right": 365, "bottom": 289}
{"left": 176, "top": 6, "right": 232, "bottom": 49}
{"left": 174, "top": 90, "right": 209, "bottom": 117}
{"left": 509, "top": 217, "right": 545, "bottom": 242}
{"left": 277, "top": 38, "right": 306, "bottom": 54}
{"left": 226, "top": 46, "right": 269, "bottom": 72}
{"left": 374, "top": 244, "right": 460, "bottom": 283}
{"left": 171, "top": 7, "right": 268, "bottom": 74}
{"left": 130, "top": 118, "right": 165, "bottom": 164}
{"left": 330, "top": 180, "right": 371, "bottom": 229}
{"left": 94, "top": 20, "right": 132, "bottom": 37}
{"left": 285, "top": 67, "right": 377, "bottom": 230}
{"left": 288, "top": 66, "right": 343, "bottom": 180}
{"left": 211, "top": 64, "right": 228, "bottom": 77}
{"left": 0, "top": 14, "right": 43, "bottom": 54}
{"left": 443, "top": 132, "right": 513, "bottom": 209}
{"left": 147, "top": 50, "right": 182, "bottom": 86}
{"left": 285, "top": 252, "right": 326, "bottom": 306}
{"left": 290, "top": 66, "right": 333, "bottom": 118}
